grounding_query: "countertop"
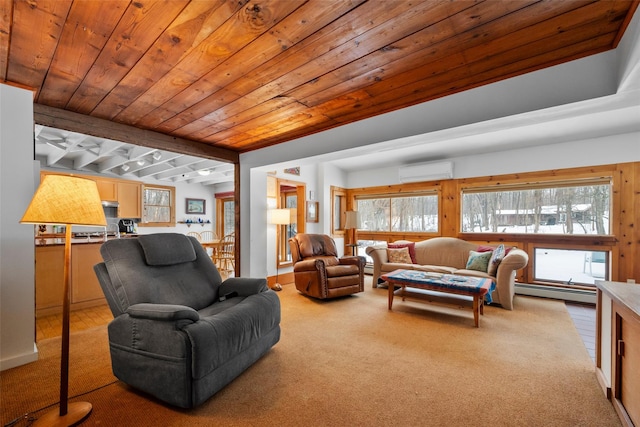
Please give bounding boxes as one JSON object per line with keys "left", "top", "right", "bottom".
{"left": 35, "top": 234, "right": 139, "bottom": 246}
{"left": 596, "top": 280, "right": 640, "bottom": 321}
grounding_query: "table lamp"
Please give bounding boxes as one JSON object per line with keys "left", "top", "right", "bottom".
{"left": 20, "top": 175, "right": 106, "bottom": 427}
{"left": 269, "top": 208, "right": 291, "bottom": 291}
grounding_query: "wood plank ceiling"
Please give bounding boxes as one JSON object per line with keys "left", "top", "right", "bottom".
{"left": 1, "top": 0, "right": 638, "bottom": 156}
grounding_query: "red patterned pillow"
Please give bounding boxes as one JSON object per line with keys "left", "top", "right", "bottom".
{"left": 388, "top": 242, "right": 417, "bottom": 264}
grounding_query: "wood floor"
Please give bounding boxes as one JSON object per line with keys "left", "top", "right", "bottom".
{"left": 565, "top": 302, "right": 596, "bottom": 362}
{"left": 36, "top": 304, "right": 113, "bottom": 341}
{"left": 36, "top": 300, "right": 597, "bottom": 363}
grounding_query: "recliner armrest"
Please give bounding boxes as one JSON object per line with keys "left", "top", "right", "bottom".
{"left": 219, "top": 277, "right": 268, "bottom": 297}
{"left": 339, "top": 256, "right": 364, "bottom": 266}
{"left": 293, "top": 258, "right": 323, "bottom": 272}
{"left": 127, "top": 303, "right": 199, "bottom": 322}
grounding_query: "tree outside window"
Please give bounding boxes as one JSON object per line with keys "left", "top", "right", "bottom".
{"left": 461, "top": 180, "right": 611, "bottom": 235}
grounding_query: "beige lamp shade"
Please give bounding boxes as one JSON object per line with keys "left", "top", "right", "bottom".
{"left": 344, "top": 210, "right": 360, "bottom": 229}
{"left": 269, "top": 208, "right": 291, "bottom": 225}
{"left": 20, "top": 175, "right": 107, "bottom": 226}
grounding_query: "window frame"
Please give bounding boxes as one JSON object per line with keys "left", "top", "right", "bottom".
{"left": 331, "top": 186, "right": 347, "bottom": 237}
{"left": 140, "top": 184, "right": 175, "bottom": 227}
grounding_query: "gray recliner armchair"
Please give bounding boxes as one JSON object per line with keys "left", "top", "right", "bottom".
{"left": 94, "top": 233, "right": 281, "bottom": 408}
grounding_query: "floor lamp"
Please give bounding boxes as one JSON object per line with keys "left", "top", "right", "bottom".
{"left": 21, "top": 175, "right": 106, "bottom": 427}
{"left": 269, "top": 208, "right": 291, "bottom": 291}
{"left": 344, "top": 210, "right": 360, "bottom": 256}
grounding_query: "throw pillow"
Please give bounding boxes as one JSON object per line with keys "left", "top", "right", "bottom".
{"left": 387, "top": 247, "right": 413, "bottom": 264}
{"left": 466, "top": 250, "right": 492, "bottom": 272}
{"left": 388, "top": 242, "right": 417, "bottom": 263}
{"left": 487, "top": 244, "right": 506, "bottom": 276}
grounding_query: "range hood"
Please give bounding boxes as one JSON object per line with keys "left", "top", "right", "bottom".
{"left": 101, "top": 200, "right": 119, "bottom": 208}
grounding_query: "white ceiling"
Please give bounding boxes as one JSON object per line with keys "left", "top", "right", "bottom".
{"left": 34, "top": 124, "right": 234, "bottom": 185}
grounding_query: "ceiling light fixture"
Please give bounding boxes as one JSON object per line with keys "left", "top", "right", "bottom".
{"left": 121, "top": 164, "right": 130, "bottom": 172}
{"left": 137, "top": 159, "right": 145, "bottom": 166}
{"left": 152, "top": 151, "right": 162, "bottom": 161}
{"left": 198, "top": 170, "right": 211, "bottom": 176}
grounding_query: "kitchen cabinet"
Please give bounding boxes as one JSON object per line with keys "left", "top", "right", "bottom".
{"left": 35, "top": 245, "right": 64, "bottom": 311}
{"left": 35, "top": 243, "right": 106, "bottom": 316}
{"left": 117, "top": 181, "right": 142, "bottom": 218}
{"left": 71, "top": 244, "right": 106, "bottom": 304}
{"left": 96, "top": 178, "right": 118, "bottom": 201}
{"left": 596, "top": 280, "right": 640, "bottom": 427}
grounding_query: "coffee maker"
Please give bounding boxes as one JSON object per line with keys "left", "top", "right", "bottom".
{"left": 118, "top": 219, "right": 135, "bottom": 234}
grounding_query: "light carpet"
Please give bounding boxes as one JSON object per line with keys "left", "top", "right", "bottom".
{"left": 1, "top": 281, "right": 620, "bottom": 426}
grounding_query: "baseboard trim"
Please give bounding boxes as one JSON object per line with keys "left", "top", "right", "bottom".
{"left": 515, "top": 283, "right": 596, "bottom": 304}
{"left": 0, "top": 343, "right": 39, "bottom": 371}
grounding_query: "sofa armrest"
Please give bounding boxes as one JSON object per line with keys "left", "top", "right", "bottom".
{"left": 219, "top": 277, "right": 268, "bottom": 297}
{"left": 366, "top": 246, "right": 388, "bottom": 288}
{"left": 499, "top": 248, "right": 528, "bottom": 271}
{"left": 494, "top": 248, "right": 529, "bottom": 310}
{"left": 127, "top": 303, "right": 199, "bottom": 322}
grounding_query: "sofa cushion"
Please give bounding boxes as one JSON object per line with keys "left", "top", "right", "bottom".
{"left": 387, "top": 247, "right": 413, "bottom": 264}
{"left": 487, "top": 244, "right": 506, "bottom": 276}
{"left": 388, "top": 242, "right": 417, "bottom": 263}
{"left": 466, "top": 250, "right": 492, "bottom": 272}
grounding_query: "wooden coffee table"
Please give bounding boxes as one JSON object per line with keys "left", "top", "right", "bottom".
{"left": 382, "top": 269, "right": 495, "bottom": 327}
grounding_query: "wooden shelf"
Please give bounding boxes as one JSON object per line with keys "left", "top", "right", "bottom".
{"left": 178, "top": 221, "right": 211, "bottom": 227}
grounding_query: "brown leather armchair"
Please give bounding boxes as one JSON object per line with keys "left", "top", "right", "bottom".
{"left": 288, "top": 233, "right": 365, "bottom": 299}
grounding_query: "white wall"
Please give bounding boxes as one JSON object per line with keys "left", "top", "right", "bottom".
{"left": 0, "top": 84, "right": 38, "bottom": 370}
{"left": 347, "top": 131, "right": 640, "bottom": 189}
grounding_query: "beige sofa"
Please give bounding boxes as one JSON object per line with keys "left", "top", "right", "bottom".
{"left": 366, "top": 237, "right": 528, "bottom": 310}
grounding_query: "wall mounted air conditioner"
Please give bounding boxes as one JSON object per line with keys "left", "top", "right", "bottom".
{"left": 398, "top": 161, "right": 453, "bottom": 183}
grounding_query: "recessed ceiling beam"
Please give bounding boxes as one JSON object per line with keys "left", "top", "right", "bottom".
{"left": 34, "top": 104, "right": 238, "bottom": 164}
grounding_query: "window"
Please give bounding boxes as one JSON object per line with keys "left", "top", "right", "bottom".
{"left": 331, "top": 186, "right": 347, "bottom": 235}
{"left": 216, "top": 193, "right": 235, "bottom": 238}
{"left": 280, "top": 189, "right": 298, "bottom": 264}
{"left": 461, "top": 179, "right": 611, "bottom": 235}
{"left": 534, "top": 248, "right": 609, "bottom": 286}
{"left": 275, "top": 179, "right": 305, "bottom": 267}
{"left": 141, "top": 185, "right": 175, "bottom": 226}
{"left": 356, "top": 193, "right": 438, "bottom": 233}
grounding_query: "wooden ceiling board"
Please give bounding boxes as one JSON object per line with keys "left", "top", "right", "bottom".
{"left": 90, "top": 0, "right": 241, "bottom": 120}
{"left": 65, "top": 0, "right": 191, "bottom": 113}
{"left": 139, "top": 0, "right": 406, "bottom": 138}
{"left": 173, "top": 0, "right": 600, "bottom": 149}
{"left": 37, "top": 0, "right": 131, "bottom": 107}
{"left": 217, "top": 1, "right": 632, "bottom": 149}
{"left": 112, "top": 0, "right": 303, "bottom": 126}
{"left": 6, "top": 0, "right": 72, "bottom": 93}
{"left": 141, "top": 0, "right": 367, "bottom": 133}
{"left": 0, "top": 0, "right": 13, "bottom": 81}
{"left": 1, "top": 0, "right": 638, "bottom": 156}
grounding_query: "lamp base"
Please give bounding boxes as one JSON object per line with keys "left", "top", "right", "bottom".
{"left": 33, "top": 402, "right": 92, "bottom": 427}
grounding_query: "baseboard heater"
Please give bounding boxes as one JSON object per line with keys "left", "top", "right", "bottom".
{"left": 515, "top": 283, "right": 596, "bottom": 304}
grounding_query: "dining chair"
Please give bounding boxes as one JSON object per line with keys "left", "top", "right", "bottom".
{"left": 213, "top": 232, "right": 235, "bottom": 276}
{"left": 186, "top": 231, "right": 202, "bottom": 241}
{"left": 200, "top": 230, "right": 217, "bottom": 242}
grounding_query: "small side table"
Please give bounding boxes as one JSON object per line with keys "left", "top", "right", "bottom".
{"left": 346, "top": 243, "right": 359, "bottom": 256}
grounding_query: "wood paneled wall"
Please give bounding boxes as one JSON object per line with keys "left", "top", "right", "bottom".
{"left": 348, "top": 162, "right": 640, "bottom": 285}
